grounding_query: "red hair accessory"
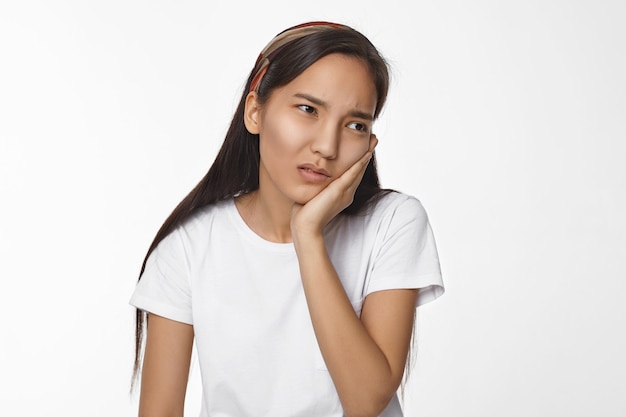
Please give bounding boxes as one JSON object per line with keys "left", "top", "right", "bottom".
{"left": 249, "top": 21, "right": 348, "bottom": 93}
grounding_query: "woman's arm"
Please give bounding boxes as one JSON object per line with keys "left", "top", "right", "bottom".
{"left": 291, "top": 137, "right": 418, "bottom": 417}
{"left": 295, "top": 236, "right": 417, "bottom": 417}
{"left": 138, "top": 314, "right": 194, "bottom": 417}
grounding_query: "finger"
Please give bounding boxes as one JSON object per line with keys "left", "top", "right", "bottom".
{"left": 369, "top": 134, "right": 379, "bottom": 153}
{"left": 338, "top": 137, "right": 376, "bottom": 187}
{"left": 352, "top": 151, "right": 373, "bottom": 185}
{"left": 335, "top": 150, "right": 372, "bottom": 193}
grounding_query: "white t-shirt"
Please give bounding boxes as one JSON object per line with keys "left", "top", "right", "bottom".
{"left": 130, "top": 192, "right": 444, "bottom": 417}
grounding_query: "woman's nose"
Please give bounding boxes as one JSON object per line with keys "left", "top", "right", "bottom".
{"left": 310, "top": 124, "right": 340, "bottom": 159}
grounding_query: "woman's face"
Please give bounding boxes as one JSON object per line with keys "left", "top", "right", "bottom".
{"left": 245, "top": 53, "right": 378, "bottom": 206}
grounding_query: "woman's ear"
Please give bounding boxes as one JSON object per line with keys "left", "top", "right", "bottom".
{"left": 243, "top": 92, "right": 261, "bottom": 134}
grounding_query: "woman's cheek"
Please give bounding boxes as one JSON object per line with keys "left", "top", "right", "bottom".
{"left": 341, "top": 141, "right": 369, "bottom": 171}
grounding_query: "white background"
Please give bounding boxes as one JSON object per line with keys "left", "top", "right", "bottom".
{"left": 1, "top": 1, "right": 624, "bottom": 416}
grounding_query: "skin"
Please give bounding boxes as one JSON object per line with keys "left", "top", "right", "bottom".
{"left": 237, "top": 53, "right": 379, "bottom": 243}
{"left": 138, "top": 53, "right": 417, "bottom": 417}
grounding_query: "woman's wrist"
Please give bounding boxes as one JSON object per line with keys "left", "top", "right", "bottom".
{"left": 292, "top": 228, "right": 325, "bottom": 254}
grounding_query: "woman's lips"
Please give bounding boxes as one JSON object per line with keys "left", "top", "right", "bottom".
{"left": 298, "top": 164, "right": 330, "bottom": 183}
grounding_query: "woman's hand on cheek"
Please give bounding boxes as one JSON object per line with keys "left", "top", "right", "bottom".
{"left": 291, "top": 135, "right": 378, "bottom": 240}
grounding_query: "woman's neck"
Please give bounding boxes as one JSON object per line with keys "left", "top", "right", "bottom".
{"left": 235, "top": 190, "right": 294, "bottom": 243}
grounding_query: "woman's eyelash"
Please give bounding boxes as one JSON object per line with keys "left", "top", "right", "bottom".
{"left": 348, "top": 122, "right": 368, "bottom": 132}
{"left": 297, "top": 106, "right": 368, "bottom": 132}
{"left": 298, "top": 104, "right": 317, "bottom": 114}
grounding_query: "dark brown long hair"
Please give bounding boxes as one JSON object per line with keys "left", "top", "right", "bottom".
{"left": 132, "top": 24, "right": 393, "bottom": 385}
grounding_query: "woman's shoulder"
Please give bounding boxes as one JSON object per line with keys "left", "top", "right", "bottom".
{"left": 331, "top": 191, "right": 429, "bottom": 237}
{"left": 185, "top": 199, "right": 232, "bottom": 223}
{"left": 151, "top": 200, "right": 233, "bottom": 252}
{"left": 172, "top": 199, "right": 235, "bottom": 240}
{"left": 367, "top": 191, "right": 428, "bottom": 220}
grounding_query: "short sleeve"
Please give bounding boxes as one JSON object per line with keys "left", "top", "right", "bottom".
{"left": 129, "top": 229, "right": 193, "bottom": 324}
{"left": 366, "top": 196, "right": 444, "bottom": 307}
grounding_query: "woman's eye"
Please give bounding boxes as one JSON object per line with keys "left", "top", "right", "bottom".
{"left": 298, "top": 104, "right": 317, "bottom": 114}
{"left": 348, "top": 122, "right": 368, "bottom": 132}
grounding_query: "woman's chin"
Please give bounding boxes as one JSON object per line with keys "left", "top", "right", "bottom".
{"left": 291, "top": 187, "right": 325, "bottom": 206}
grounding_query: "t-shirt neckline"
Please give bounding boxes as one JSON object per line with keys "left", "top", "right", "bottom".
{"left": 226, "top": 198, "right": 296, "bottom": 253}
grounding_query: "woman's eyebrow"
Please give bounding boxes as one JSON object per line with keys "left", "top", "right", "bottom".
{"left": 293, "top": 93, "right": 374, "bottom": 121}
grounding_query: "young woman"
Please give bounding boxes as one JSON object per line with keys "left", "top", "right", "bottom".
{"left": 130, "top": 21, "right": 444, "bottom": 417}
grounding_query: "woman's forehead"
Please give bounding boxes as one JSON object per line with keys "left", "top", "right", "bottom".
{"left": 272, "top": 54, "right": 377, "bottom": 114}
